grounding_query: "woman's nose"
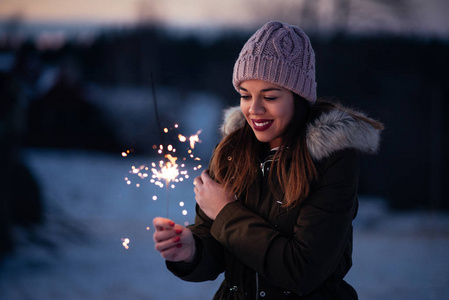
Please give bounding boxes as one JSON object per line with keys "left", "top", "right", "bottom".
{"left": 249, "top": 98, "right": 265, "bottom": 115}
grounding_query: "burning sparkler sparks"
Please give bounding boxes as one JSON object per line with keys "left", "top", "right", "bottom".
{"left": 123, "top": 124, "right": 203, "bottom": 218}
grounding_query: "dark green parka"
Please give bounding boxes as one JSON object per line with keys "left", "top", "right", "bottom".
{"left": 167, "top": 105, "right": 382, "bottom": 299}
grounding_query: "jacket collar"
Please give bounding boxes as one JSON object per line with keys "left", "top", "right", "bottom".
{"left": 220, "top": 104, "right": 382, "bottom": 161}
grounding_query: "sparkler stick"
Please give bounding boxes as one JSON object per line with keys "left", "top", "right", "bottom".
{"left": 150, "top": 73, "right": 171, "bottom": 217}
{"left": 150, "top": 73, "right": 167, "bottom": 158}
{"left": 166, "top": 179, "right": 169, "bottom": 218}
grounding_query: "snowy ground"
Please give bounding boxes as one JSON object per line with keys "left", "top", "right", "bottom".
{"left": 1, "top": 149, "right": 448, "bottom": 300}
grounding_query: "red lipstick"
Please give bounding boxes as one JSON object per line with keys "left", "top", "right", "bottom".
{"left": 251, "top": 119, "right": 273, "bottom": 131}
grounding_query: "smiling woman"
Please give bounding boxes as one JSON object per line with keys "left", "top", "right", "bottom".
{"left": 152, "top": 21, "right": 384, "bottom": 299}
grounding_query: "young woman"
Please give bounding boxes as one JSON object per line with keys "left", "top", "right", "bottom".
{"left": 153, "top": 21, "right": 383, "bottom": 299}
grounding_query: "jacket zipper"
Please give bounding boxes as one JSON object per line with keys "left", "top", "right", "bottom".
{"left": 256, "top": 152, "right": 275, "bottom": 299}
{"left": 255, "top": 272, "right": 260, "bottom": 300}
{"left": 260, "top": 159, "right": 273, "bottom": 177}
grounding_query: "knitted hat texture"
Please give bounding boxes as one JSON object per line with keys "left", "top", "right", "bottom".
{"left": 233, "top": 21, "right": 317, "bottom": 103}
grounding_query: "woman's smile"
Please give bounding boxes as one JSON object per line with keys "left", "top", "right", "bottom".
{"left": 251, "top": 119, "right": 273, "bottom": 131}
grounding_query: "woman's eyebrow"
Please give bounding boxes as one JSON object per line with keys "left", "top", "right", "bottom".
{"left": 238, "top": 86, "right": 281, "bottom": 92}
{"left": 260, "top": 88, "right": 281, "bottom": 92}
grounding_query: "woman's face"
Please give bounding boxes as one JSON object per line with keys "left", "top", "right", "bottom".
{"left": 239, "top": 80, "right": 295, "bottom": 149}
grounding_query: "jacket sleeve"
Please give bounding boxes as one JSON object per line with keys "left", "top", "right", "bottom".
{"left": 210, "top": 149, "right": 359, "bottom": 295}
{"left": 166, "top": 202, "right": 226, "bottom": 282}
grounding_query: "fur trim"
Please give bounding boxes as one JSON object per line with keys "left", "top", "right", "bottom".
{"left": 306, "top": 109, "right": 381, "bottom": 161}
{"left": 220, "top": 105, "right": 381, "bottom": 161}
{"left": 220, "top": 106, "right": 245, "bottom": 137}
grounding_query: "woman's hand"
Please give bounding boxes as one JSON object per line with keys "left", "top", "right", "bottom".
{"left": 153, "top": 217, "right": 196, "bottom": 262}
{"left": 194, "top": 169, "right": 234, "bottom": 220}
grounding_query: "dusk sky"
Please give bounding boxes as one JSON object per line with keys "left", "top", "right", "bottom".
{"left": 0, "top": 0, "right": 448, "bottom": 38}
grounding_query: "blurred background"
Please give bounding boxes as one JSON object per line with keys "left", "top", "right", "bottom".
{"left": 0, "top": 0, "right": 448, "bottom": 299}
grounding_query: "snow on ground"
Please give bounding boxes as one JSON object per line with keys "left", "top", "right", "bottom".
{"left": 1, "top": 149, "right": 449, "bottom": 300}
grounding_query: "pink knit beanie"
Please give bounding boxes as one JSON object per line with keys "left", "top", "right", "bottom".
{"left": 233, "top": 21, "right": 317, "bottom": 104}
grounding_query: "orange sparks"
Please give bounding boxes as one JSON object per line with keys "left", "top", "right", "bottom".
{"left": 123, "top": 126, "right": 203, "bottom": 219}
{"left": 121, "top": 238, "right": 130, "bottom": 249}
{"left": 178, "top": 130, "right": 202, "bottom": 149}
{"left": 189, "top": 130, "right": 202, "bottom": 149}
{"left": 122, "top": 149, "right": 133, "bottom": 157}
{"left": 152, "top": 160, "right": 179, "bottom": 184}
{"left": 165, "top": 154, "right": 177, "bottom": 165}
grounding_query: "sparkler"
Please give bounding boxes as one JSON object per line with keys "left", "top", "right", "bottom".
{"left": 124, "top": 127, "right": 202, "bottom": 217}
{"left": 123, "top": 74, "right": 203, "bottom": 220}
{"left": 120, "top": 77, "right": 204, "bottom": 251}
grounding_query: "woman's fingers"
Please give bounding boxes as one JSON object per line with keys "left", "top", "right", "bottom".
{"left": 153, "top": 217, "right": 175, "bottom": 231}
{"left": 153, "top": 225, "right": 184, "bottom": 260}
{"left": 200, "top": 169, "right": 211, "bottom": 182}
{"left": 153, "top": 223, "right": 183, "bottom": 241}
{"left": 154, "top": 234, "right": 182, "bottom": 252}
{"left": 159, "top": 244, "right": 185, "bottom": 261}
{"left": 193, "top": 175, "right": 203, "bottom": 186}
{"left": 153, "top": 225, "right": 195, "bottom": 262}
{"left": 153, "top": 225, "right": 192, "bottom": 261}
{"left": 194, "top": 170, "right": 212, "bottom": 195}
{"left": 152, "top": 217, "right": 182, "bottom": 251}
{"left": 153, "top": 228, "right": 176, "bottom": 243}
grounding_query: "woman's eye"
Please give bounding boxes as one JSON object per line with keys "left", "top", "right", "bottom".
{"left": 264, "top": 97, "right": 277, "bottom": 101}
{"left": 240, "top": 95, "right": 251, "bottom": 100}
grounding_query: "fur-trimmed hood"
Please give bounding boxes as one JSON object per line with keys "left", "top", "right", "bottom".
{"left": 220, "top": 104, "right": 382, "bottom": 161}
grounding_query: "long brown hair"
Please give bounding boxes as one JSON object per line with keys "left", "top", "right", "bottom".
{"left": 209, "top": 94, "right": 317, "bottom": 208}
